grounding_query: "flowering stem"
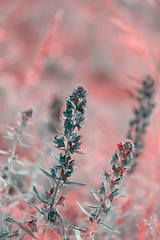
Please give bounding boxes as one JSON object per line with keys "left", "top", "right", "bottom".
{"left": 49, "top": 105, "right": 77, "bottom": 212}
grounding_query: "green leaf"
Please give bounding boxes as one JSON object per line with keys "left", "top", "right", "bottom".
{"left": 5, "top": 217, "right": 37, "bottom": 239}
{"left": 98, "top": 221, "right": 120, "bottom": 233}
{"left": 77, "top": 202, "right": 92, "bottom": 218}
{"left": 33, "top": 185, "right": 48, "bottom": 204}
{"left": 37, "top": 165, "right": 55, "bottom": 181}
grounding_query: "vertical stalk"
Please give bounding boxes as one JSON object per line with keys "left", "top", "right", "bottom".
{"left": 49, "top": 106, "right": 76, "bottom": 212}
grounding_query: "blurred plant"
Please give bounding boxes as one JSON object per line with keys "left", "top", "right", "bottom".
{"left": 126, "top": 75, "right": 156, "bottom": 174}
{"left": 69, "top": 139, "right": 134, "bottom": 239}
{"left": 0, "top": 106, "right": 33, "bottom": 235}
{"left": 48, "top": 94, "right": 63, "bottom": 133}
{"left": 11, "top": 85, "right": 88, "bottom": 239}
{"left": 144, "top": 215, "right": 159, "bottom": 240}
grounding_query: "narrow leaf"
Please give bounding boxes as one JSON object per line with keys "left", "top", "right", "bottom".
{"left": 14, "top": 159, "right": 27, "bottom": 168}
{"left": 91, "top": 190, "right": 101, "bottom": 202}
{"left": 67, "top": 225, "right": 87, "bottom": 233}
{"left": 65, "top": 181, "right": 85, "bottom": 186}
{"left": 22, "top": 132, "right": 33, "bottom": 137}
{"left": 51, "top": 153, "right": 60, "bottom": 161}
{"left": 98, "top": 221, "right": 120, "bottom": 233}
{"left": 75, "top": 230, "right": 82, "bottom": 240}
{"left": 33, "top": 185, "right": 48, "bottom": 204}
{"left": 3, "top": 136, "right": 13, "bottom": 140}
{"left": 0, "top": 150, "right": 9, "bottom": 155}
{"left": 56, "top": 129, "right": 64, "bottom": 135}
{"left": 37, "top": 165, "right": 55, "bottom": 181}
{"left": 5, "top": 217, "right": 37, "bottom": 239}
{"left": 6, "top": 124, "right": 14, "bottom": 131}
{"left": 7, "top": 131, "right": 13, "bottom": 136}
{"left": 53, "top": 146, "right": 65, "bottom": 150}
{"left": 77, "top": 202, "right": 92, "bottom": 217}
{"left": 19, "top": 199, "right": 45, "bottom": 216}
{"left": 57, "top": 214, "right": 65, "bottom": 238}
{"left": 115, "top": 195, "right": 126, "bottom": 199}
{"left": 0, "top": 232, "right": 10, "bottom": 239}
{"left": 14, "top": 170, "right": 29, "bottom": 175}
{"left": 18, "top": 142, "right": 29, "bottom": 148}
{"left": 74, "top": 151, "right": 85, "bottom": 155}
{"left": 91, "top": 188, "right": 102, "bottom": 197}
{"left": 86, "top": 205, "right": 101, "bottom": 209}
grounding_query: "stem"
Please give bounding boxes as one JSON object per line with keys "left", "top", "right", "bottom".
{"left": 49, "top": 170, "right": 62, "bottom": 211}
{"left": 49, "top": 106, "right": 77, "bottom": 240}
{"left": 50, "top": 106, "right": 76, "bottom": 211}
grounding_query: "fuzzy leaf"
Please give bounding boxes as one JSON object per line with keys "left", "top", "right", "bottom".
{"left": 53, "top": 146, "right": 65, "bottom": 150}
{"left": 86, "top": 205, "right": 101, "bottom": 209}
{"left": 5, "top": 217, "right": 37, "bottom": 239}
{"left": 1, "top": 223, "right": 9, "bottom": 233}
{"left": 18, "top": 142, "right": 29, "bottom": 148}
{"left": 18, "top": 234, "right": 26, "bottom": 240}
{"left": 75, "top": 230, "right": 82, "bottom": 240}
{"left": 0, "top": 232, "right": 10, "bottom": 239}
{"left": 77, "top": 202, "right": 92, "bottom": 217}
{"left": 74, "top": 150, "right": 85, "bottom": 154}
{"left": 115, "top": 195, "right": 126, "bottom": 198}
{"left": 51, "top": 153, "right": 60, "bottom": 161}
{"left": 19, "top": 199, "right": 45, "bottom": 216}
{"left": 14, "top": 170, "right": 29, "bottom": 175}
{"left": 56, "top": 129, "right": 64, "bottom": 135}
{"left": 91, "top": 190, "right": 101, "bottom": 202}
{"left": 67, "top": 225, "right": 87, "bottom": 233}
{"left": 91, "top": 188, "right": 102, "bottom": 197}
{"left": 33, "top": 185, "right": 48, "bottom": 204}
{"left": 65, "top": 181, "right": 85, "bottom": 186}
{"left": 0, "top": 150, "right": 9, "bottom": 155}
{"left": 3, "top": 136, "right": 13, "bottom": 140}
{"left": 37, "top": 165, "right": 55, "bottom": 181}
{"left": 57, "top": 213, "right": 65, "bottom": 238}
{"left": 14, "top": 159, "right": 27, "bottom": 168}
{"left": 7, "top": 131, "right": 13, "bottom": 136}
{"left": 1, "top": 230, "right": 19, "bottom": 239}
{"left": 98, "top": 221, "right": 120, "bottom": 233}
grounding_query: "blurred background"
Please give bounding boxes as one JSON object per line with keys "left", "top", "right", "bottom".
{"left": 0, "top": 0, "right": 160, "bottom": 239}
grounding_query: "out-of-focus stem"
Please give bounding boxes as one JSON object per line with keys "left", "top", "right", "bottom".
{"left": 0, "top": 140, "right": 17, "bottom": 232}
{"left": 0, "top": 123, "right": 22, "bottom": 232}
